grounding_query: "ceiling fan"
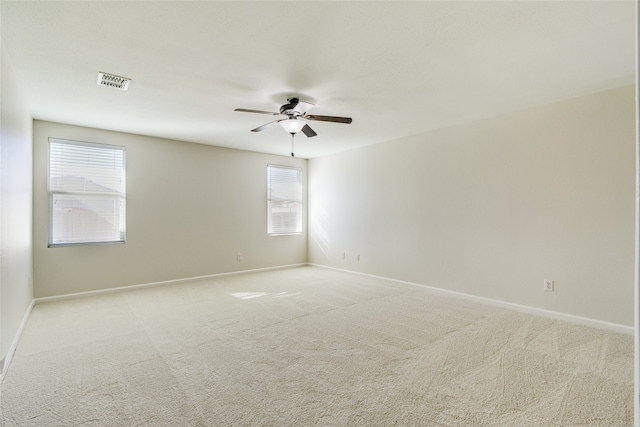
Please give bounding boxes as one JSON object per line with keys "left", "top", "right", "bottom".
{"left": 235, "top": 97, "right": 352, "bottom": 138}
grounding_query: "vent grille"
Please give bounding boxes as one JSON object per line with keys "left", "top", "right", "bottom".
{"left": 97, "top": 72, "right": 131, "bottom": 91}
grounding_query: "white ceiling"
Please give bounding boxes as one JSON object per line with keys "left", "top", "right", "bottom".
{"left": 1, "top": 1, "right": 635, "bottom": 159}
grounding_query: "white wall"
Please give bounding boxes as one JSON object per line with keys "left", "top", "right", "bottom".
{"left": 309, "top": 85, "right": 636, "bottom": 327}
{"left": 1, "top": 39, "right": 34, "bottom": 366}
{"left": 33, "top": 121, "right": 307, "bottom": 298}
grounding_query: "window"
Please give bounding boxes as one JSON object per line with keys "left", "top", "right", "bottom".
{"left": 48, "top": 138, "right": 126, "bottom": 247}
{"left": 267, "top": 164, "right": 302, "bottom": 235}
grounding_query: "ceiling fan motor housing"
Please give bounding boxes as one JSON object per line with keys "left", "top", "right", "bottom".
{"left": 280, "top": 98, "right": 300, "bottom": 116}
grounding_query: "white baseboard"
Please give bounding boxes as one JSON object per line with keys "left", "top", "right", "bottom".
{"left": 309, "top": 263, "right": 634, "bottom": 336}
{"left": 1, "top": 299, "right": 35, "bottom": 382}
{"left": 34, "top": 263, "right": 308, "bottom": 305}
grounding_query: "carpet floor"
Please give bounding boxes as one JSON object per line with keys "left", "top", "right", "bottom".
{"left": 0, "top": 267, "right": 634, "bottom": 426}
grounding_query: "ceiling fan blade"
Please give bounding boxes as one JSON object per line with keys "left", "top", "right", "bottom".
{"left": 301, "top": 124, "right": 317, "bottom": 137}
{"left": 292, "top": 101, "right": 315, "bottom": 115}
{"left": 304, "top": 114, "right": 352, "bottom": 124}
{"left": 235, "top": 108, "right": 280, "bottom": 116}
{"left": 251, "top": 120, "right": 283, "bottom": 132}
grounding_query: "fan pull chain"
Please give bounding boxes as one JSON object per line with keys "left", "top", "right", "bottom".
{"left": 291, "top": 134, "right": 295, "bottom": 157}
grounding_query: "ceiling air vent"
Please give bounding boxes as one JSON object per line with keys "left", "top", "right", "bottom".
{"left": 97, "top": 72, "right": 131, "bottom": 91}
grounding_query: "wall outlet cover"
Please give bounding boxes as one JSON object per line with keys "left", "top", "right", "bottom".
{"left": 544, "top": 280, "right": 554, "bottom": 292}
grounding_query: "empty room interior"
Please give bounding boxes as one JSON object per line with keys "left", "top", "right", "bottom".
{"left": 1, "top": 1, "right": 638, "bottom": 425}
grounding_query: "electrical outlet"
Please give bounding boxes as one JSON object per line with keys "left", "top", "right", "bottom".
{"left": 237, "top": 252, "right": 243, "bottom": 261}
{"left": 544, "top": 280, "right": 554, "bottom": 292}
{"left": 356, "top": 253, "right": 361, "bottom": 261}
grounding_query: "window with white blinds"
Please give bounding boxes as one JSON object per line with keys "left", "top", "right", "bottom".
{"left": 267, "top": 164, "right": 302, "bottom": 235}
{"left": 48, "top": 138, "right": 126, "bottom": 246}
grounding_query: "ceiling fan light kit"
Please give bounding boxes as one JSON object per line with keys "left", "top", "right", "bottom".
{"left": 279, "top": 118, "right": 306, "bottom": 134}
{"left": 235, "top": 97, "right": 352, "bottom": 156}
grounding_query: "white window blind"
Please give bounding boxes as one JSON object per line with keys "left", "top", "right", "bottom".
{"left": 267, "top": 164, "right": 302, "bottom": 235}
{"left": 49, "top": 138, "right": 126, "bottom": 246}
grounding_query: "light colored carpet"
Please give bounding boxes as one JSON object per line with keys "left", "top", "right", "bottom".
{"left": 0, "top": 267, "right": 633, "bottom": 426}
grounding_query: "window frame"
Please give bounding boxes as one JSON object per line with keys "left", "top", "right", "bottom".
{"left": 48, "top": 138, "right": 126, "bottom": 247}
{"left": 267, "top": 164, "right": 303, "bottom": 236}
